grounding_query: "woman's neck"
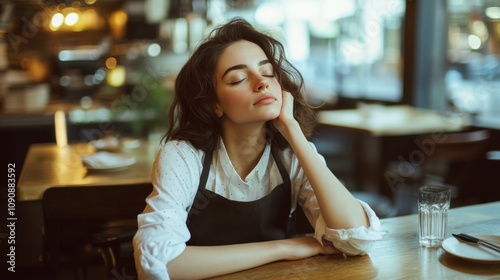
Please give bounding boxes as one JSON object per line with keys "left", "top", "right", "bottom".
{"left": 221, "top": 122, "right": 268, "bottom": 180}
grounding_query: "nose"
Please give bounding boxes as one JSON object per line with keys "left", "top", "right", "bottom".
{"left": 254, "top": 78, "right": 269, "bottom": 92}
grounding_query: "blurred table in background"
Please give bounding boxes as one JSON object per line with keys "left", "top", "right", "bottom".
{"left": 316, "top": 105, "right": 467, "bottom": 136}
{"left": 316, "top": 105, "right": 468, "bottom": 203}
{"left": 17, "top": 140, "right": 159, "bottom": 201}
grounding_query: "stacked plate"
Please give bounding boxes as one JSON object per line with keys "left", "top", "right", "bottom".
{"left": 81, "top": 151, "right": 136, "bottom": 172}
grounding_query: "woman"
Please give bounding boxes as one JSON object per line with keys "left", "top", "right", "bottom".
{"left": 133, "top": 18, "right": 382, "bottom": 280}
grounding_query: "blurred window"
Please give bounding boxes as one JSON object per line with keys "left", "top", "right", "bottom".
{"left": 446, "top": 0, "right": 500, "bottom": 119}
{"left": 217, "top": 0, "right": 406, "bottom": 104}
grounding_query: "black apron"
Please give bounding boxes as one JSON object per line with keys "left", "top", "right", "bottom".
{"left": 186, "top": 145, "right": 292, "bottom": 246}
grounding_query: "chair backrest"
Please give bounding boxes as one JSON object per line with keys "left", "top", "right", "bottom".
{"left": 42, "top": 182, "right": 152, "bottom": 279}
{"left": 43, "top": 183, "right": 152, "bottom": 223}
{"left": 425, "top": 129, "right": 490, "bottom": 162}
{"left": 418, "top": 129, "right": 491, "bottom": 194}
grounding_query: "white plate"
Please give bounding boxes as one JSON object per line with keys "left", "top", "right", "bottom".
{"left": 442, "top": 234, "right": 500, "bottom": 263}
{"left": 82, "top": 151, "right": 136, "bottom": 171}
{"left": 89, "top": 138, "right": 121, "bottom": 151}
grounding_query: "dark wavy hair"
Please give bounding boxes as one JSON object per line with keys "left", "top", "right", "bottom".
{"left": 164, "top": 18, "right": 316, "bottom": 152}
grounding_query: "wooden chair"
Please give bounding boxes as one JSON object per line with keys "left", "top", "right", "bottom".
{"left": 420, "top": 129, "right": 490, "bottom": 188}
{"left": 390, "top": 129, "right": 490, "bottom": 214}
{"left": 42, "top": 182, "right": 152, "bottom": 280}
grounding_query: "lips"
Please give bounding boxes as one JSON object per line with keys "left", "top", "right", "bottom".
{"left": 254, "top": 95, "right": 276, "bottom": 106}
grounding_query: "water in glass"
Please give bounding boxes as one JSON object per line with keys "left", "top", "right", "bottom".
{"left": 418, "top": 185, "right": 451, "bottom": 247}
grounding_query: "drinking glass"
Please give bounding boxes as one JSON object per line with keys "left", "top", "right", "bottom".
{"left": 418, "top": 185, "right": 451, "bottom": 247}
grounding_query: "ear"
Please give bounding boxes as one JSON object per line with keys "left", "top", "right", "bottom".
{"left": 214, "top": 103, "right": 223, "bottom": 118}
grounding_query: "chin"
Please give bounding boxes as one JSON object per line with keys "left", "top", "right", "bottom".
{"left": 263, "top": 111, "right": 280, "bottom": 120}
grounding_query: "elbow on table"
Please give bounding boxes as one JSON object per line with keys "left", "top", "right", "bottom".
{"left": 337, "top": 235, "right": 382, "bottom": 256}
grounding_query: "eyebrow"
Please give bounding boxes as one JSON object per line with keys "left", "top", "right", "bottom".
{"left": 221, "top": 60, "right": 271, "bottom": 79}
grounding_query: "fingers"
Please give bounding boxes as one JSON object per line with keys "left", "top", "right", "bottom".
{"left": 295, "top": 236, "right": 340, "bottom": 255}
{"left": 281, "top": 90, "right": 294, "bottom": 111}
{"left": 277, "top": 90, "right": 294, "bottom": 122}
{"left": 299, "top": 236, "right": 340, "bottom": 255}
{"left": 320, "top": 245, "right": 341, "bottom": 255}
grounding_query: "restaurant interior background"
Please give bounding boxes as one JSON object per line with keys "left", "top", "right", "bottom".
{"left": 1, "top": 0, "right": 499, "bottom": 276}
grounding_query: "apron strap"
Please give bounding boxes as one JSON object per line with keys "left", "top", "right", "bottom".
{"left": 271, "top": 145, "right": 291, "bottom": 186}
{"left": 196, "top": 150, "right": 213, "bottom": 193}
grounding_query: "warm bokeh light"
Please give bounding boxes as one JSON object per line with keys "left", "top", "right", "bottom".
{"left": 107, "top": 65, "right": 126, "bottom": 87}
{"left": 22, "top": 57, "right": 50, "bottom": 82}
{"left": 109, "top": 9, "right": 128, "bottom": 40}
{"left": 65, "top": 12, "right": 79, "bottom": 26}
{"left": 47, "top": 7, "right": 103, "bottom": 32}
{"left": 105, "top": 57, "right": 117, "bottom": 69}
{"left": 50, "top": 13, "right": 64, "bottom": 30}
{"left": 55, "top": 110, "right": 68, "bottom": 148}
{"left": 80, "top": 9, "right": 102, "bottom": 30}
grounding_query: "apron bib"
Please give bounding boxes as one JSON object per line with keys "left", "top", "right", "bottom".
{"left": 187, "top": 145, "right": 292, "bottom": 246}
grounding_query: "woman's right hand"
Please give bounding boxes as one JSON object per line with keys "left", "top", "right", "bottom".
{"left": 277, "top": 236, "right": 341, "bottom": 260}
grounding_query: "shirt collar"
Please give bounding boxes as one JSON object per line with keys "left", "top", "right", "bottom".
{"left": 217, "top": 138, "right": 271, "bottom": 183}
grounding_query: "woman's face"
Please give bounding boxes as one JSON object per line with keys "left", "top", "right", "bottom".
{"left": 214, "top": 40, "right": 282, "bottom": 125}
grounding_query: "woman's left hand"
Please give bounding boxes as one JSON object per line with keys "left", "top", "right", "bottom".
{"left": 272, "top": 90, "right": 299, "bottom": 141}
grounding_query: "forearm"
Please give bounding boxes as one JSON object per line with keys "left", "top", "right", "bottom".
{"left": 166, "top": 236, "right": 337, "bottom": 279}
{"left": 167, "top": 241, "right": 284, "bottom": 279}
{"left": 285, "top": 123, "right": 368, "bottom": 229}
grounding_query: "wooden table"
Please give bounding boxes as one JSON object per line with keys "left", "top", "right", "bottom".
{"left": 211, "top": 201, "right": 500, "bottom": 279}
{"left": 316, "top": 105, "right": 467, "bottom": 137}
{"left": 316, "top": 105, "right": 468, "bottom": 199}
{"left": 17, "top": 140, "right": 160, "bottom": 201}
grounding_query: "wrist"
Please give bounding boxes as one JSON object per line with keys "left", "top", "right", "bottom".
{"left": 270, "top": 239, "right": 290, "bottom": 260}
{"left": 279, "top": 120, "right": 301, "bottom": 141}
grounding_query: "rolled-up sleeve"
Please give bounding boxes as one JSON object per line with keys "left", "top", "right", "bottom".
{"left": 313, "top": 200, "right": 382, "bottom": 256}
{"left": 133, "top": 209, "right": 189, "bottom": 279}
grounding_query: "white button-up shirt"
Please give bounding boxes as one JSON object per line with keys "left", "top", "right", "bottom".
{"left": 133, "top": 139, "right": 382, "bottom": 280}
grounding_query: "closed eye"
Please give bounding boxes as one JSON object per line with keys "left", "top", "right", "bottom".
{"left": 231, "top": 74, "right": 273, "bottom": 85}
{"left": 229, "top": 78, "right": 246, "bottom": 85}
